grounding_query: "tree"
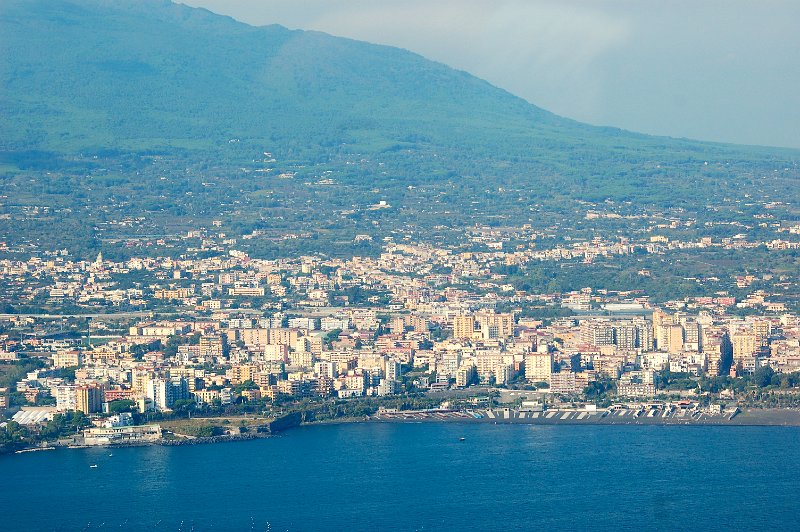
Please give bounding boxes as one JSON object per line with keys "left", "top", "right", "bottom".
{"left": 753, "top": 366, "right": 775, "bottom": 388}
{"left": 0, "top": 421, "right": 29, "bottom": 446}
{"left": 323, "top": 329, "right": 342, "bottom": 346}
{"left": 40, "top": 411, "right": 90, "bottom": 439}
{"left": 9, "top": 391, "right": 28, "bottom": 406}
{"left": 108, "top": 399, "right": 136, "bottom": 414}
{"left": 234, "top": 380, "right": 258, "bottom": 393}
{"left": 171, "top": 398, "right": 196, "bottom": 415}
{"left": 585, "top": 376, "right": 616, "bottom": 398}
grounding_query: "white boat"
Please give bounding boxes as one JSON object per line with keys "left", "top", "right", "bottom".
{"left": 89, "top": 464, "right": 98, "bottom": 468}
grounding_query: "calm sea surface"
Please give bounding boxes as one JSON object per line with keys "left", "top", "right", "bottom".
{"left": 3, "top": 423, "right": 800, "bottom": 531}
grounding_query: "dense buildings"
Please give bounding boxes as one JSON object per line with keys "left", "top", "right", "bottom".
{"left": 1, "top": 233, "right": 799, "bottom": 438}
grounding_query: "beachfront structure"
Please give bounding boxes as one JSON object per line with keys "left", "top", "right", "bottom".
{"left": 83, "top": 424, "right": 162, "bottom": 446}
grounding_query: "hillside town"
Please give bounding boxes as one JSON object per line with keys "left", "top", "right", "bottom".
{"left": 0, "top": 211, "right": 800, "bottom": 443}
{"left": 1, "top": 226, "right": 799, "bottom": 449}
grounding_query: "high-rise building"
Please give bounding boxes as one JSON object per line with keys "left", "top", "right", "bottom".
{"left": 634, "top": 319, "right": 654, "bottom": 350}
{"left": 524, "top": 350, "right": 553, "bottom": 383}
{"left": 665, "top": 324, "right": 685, "bottom": 354}
{"left": 493, "top": 364, "right": 513, "bottom": 386}
{"left": 440, "top": 352, "right": 462, "bottom": 378}
{"left": 683, "top": 321, "right": 702, "bottom": 352}
{"left": 170, "top": 376, "right": 189, "bottom": 403}
{"left": 385, "top": 359, "right": 402, "bottom": 381}
{"left": 146, "top": 378, "right": 171, "bottom": 411}
{"left": 408, "top": 315, "right": 428, "bottom": 332}
{"left": 52, "top": 350, "right": 83, "bottom": 369}
{"left": 314, "top": 361, "right": 338, "bottom": 379}
{"left": 389, "top": 316, "right": 406, "bottom": 333}
{"left": 55, "top": 384, "right": 77, "bottom": 412}
{"left": 146, "top": 377, "right": 187, "bottom": 411}
{"left": 455, "top": 364, "right": 476, "bottom": 387}
{"left": 550, "top": 372, "right": 578, "bottom": 394}
{"left": 453, "top": 315, "right": 477, "bottom": 340}
{"left": 580, "top": 320, "right": 614, "bottom": 347}
{"left": 476, "top": 311, "right": 514, "bottom": 340}
{"left": 750, "top": 319, "right": 771, "bottom": 347}
{"left": 653, "top": 310, "right": 677, "bottom": 350}
{"left": 732, "top": 331, "right": 759, "bottom": 364}
{"left": 76, "top": 384, "right": 104, "bottom": 414}
{"left": 199, "top": 335, "right": 224, "bottom": 358}
{"left": 614, "top": 324, "right": 638, "bottom": 350}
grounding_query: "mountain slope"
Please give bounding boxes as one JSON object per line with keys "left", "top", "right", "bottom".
{"left": 0, "top": 0, "right": 561, "bottom": 153}
{"left": 0, "top": 0, "right": 797, "bottom": 258}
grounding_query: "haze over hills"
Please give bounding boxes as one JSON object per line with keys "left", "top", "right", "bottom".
{"left": 0, "top": 0, "right": 568, "bottom": 156}
{"left": 0, "top": 0, "right": 797, "bottom": 258}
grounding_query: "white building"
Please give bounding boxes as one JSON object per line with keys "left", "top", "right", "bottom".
{"left": 54, "top": 384, "right": 77, "bottom": 412}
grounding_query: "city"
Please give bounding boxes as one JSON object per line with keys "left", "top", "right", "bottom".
{"left": 2, "top": 218, "right": 798, "bottom": 451}
{"left": 3, "top": 1, "right": 800, "bottom": 529}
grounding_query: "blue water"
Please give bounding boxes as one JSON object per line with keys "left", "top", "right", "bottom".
{"left": 2, "top": 423, "right": 800, "bottom": 531}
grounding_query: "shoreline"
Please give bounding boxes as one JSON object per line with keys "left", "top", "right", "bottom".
{"left": 295, "top": 407, "right": 800, "bottom": 429}
{"left": 6, "top": 407, "right": 800, "bottom": 456}
{"left": 364, "top": 407, "right": 800, "bottom": 427}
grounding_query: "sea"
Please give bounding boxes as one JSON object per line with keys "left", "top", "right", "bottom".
{"left": 3, "top": 422, "right": 800, "bottom": 531}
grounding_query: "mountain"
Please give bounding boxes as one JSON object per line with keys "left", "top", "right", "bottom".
{"left": 0, "top": 0, "right": 798, "bottom": 258}
{"left": 0, "top": 0, "right": 568, "bottom": 156}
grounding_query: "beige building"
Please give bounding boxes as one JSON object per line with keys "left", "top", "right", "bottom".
{"left": 154, "top": 287, "right": 194, "bottom": 300}
{"left": 228, "top": 286, "right": 265, "bottom": 297}
{"left": 453, "top": 311, "right": 514, "bottom": 340}
{"left": 54, "top": 384, "right": 77, "bottom": 411}
{"left": 661, "top": 324, "right": 685, "bottom": 354}
{"left": 476, "top": 311, "right": 514, "bottom": 340}
{"left": 524, "top": 351, "right": 553, "bottom": 383}
{"left": 52, "top": 350, "right": 83, "bottom": 369}
{"left": 732, "top": 331, "right": 759, "bottom": 363}
{"left": 751, "top": 319, "right": 771, "bottom": 347}
{"left": 453, "top": 315, "right": 478, "bottom": 340}
{"left": 550, "top": 372, "right": 578, "bottom": 394}
{"left": 76, "top": 384, "right": 104, "bottom": 414}
{"left": 455, "top": 364, "right": 476, "bottom": 387}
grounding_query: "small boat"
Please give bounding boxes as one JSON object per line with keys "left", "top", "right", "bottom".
{"left": 89, "top": 464, "right": 98, "bottom": 468}
{"left": 459, "top": 437, "right": 466, "bottom": 442}
{"left": 108, "top": 453, "right": 113, "bottom": 457}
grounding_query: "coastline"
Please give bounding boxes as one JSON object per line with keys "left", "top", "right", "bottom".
{"left": 6, "top": 407, "right": 800, "bottom": 456}
{"left": 365, "top": 407, "right": 800, "bottom": 427}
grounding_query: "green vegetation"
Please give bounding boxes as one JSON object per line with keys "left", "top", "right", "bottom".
{"left": 499, "top": 247, "right": 800, "bottom": 305}
{"left": 658, "top": 371, "right": 700, "bottom": 391}
{"left": 0, "top": 0, "right": 797, "bottom": 261}
{"left": 0, "top": 411, "right": 90, "bottom": 453}
{"left": 0, "top": 359, "right": 46, "bottom": 389}
{"left": 39, "top": 411, "right": 91, "bottom": 439}
{"left": 301, "top": 395, "right": 441, "bottom": 422}
{"left": 108, "top": 399, "right": 136, "bottom": 414}
{"left": 176, "top": 424, "right": 225, "bottom": 438}
{"left": 159, "top": 416, "right": 271, "bottom": 438}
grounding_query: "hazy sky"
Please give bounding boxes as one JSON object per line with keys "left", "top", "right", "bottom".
{"left": 183, "top": 0, "right": 800, "bottom": 149}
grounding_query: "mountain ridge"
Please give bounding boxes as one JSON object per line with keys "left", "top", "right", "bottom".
{"left": 0, "top": 0, "right": 797, "bottom": 259}
{"left": 3, "top": 0, "right": 756, "bottom": 156}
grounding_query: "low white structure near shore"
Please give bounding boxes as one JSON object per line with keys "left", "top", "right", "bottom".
{"left": 12, "top": 407, "right": 57, "bottom": 425}
{"left": 83, "top": 424, "right": 162, "bottom": 446}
